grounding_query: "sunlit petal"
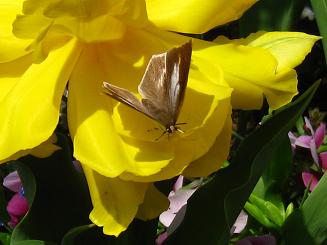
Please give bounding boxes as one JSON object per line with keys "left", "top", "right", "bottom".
{"left": 0, "top": 0, "right": 32, "bottom": 62}
{"left": 83, "top": 166, "right": 148, "bottom": 236}
{"left": 214, "top": 37, "right": 299, "bottom": 109}
{"left": 0, "top": 38, "right": 80, "bottom": 161}
{"left": 146, "top": 0, "right": 258, "bottom": 34}
{"left": 237, "top": 31, "right": 321, "bottom": 73}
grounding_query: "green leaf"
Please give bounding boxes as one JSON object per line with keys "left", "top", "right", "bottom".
{"left": 248, "top": 195, "right": 284, "bottom": 229}
{"left": 239, "top": 0, "right": 306, "bottom": 35}
{"left": 0, "top": 232, "right": 11, "bottom": 245}
{"left": 165, "top": 81, "right": 320, "bottom": 245}
{"left": 10, "top": 133, "right": 92, "bottom": 244}
{"left": 311, "top": 0, "right": 327, "bottom": 65}
{"left": 282, "top": 164, "right": 327, "bottom": 244}
{"left": 244, "top": 202, "right": 277, "bottom": 229}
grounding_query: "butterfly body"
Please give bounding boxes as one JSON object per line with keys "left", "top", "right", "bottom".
{"left": 103, "top": 40, "right": 192, "bottom": 138}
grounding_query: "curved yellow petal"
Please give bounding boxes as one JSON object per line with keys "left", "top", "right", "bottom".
{"left": 219, "top": 31, "right": 321, "bottom": 73}
{"left": 183, "top": 113, "right": 232, "bottom": 177}
{"left": 0, "top": 38, "right": 80, "bottom": 161}
{"left": 214, "top": 32, "right": 320, "bottom": 109}
{"left": 0, "top": 134, "right": 60, "bottom": 164}
{"left": 199, "top": 38, "right": 297, "bottom": 110}
{"left": 136, "top": 184, "right": 169, "bottom": 220}
{"left": 83, "top": 166, "right": 148, "bottom": 236}
{"left": 145, "top": 0, "right": 258, "bottom": 34}
{"left": 0, "top": 0, "right": 32, "bottom": 62}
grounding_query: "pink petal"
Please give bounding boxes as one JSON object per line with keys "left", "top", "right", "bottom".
{"left": 156, "top": 232, "right": 168, "bottom": 245}
{"left": 159, "top": 210, "right": 176, "bottom": 227}
{"left": 8, "top": 214, "right": 20, "bottom": 227}
{"left": 320, "top": 152, "right": 327, "bottom": 170}
{"left": 309, "top": 140, "right": 319, "bottom": 165}
{"left": 7, "top": 193, "right": 29, "bottom": 217}
{"left": 3, "top": 171, "right": 22, "bottom": 193}
{"left": 173, "top": 176, "right": 184, "bottom": 192}
{"left": 232, "top": 210, "right": 248, "bottom": 234}
{"left": 288, "top": 132, "right": 297, "bottom": 150}
{"left": 304, "top": 117, "right": 314, "bottom": 136}
{"left": 295, "top": 136, "right": 312, "bottom": 148}
{"left": 315, "top": 123, "right": 326, "bottom": 147}
{"left": 159, "top": 188, "right": 196, "bottom": 227}
{"left": 302, "top": 172, "right": 319, "bottom": 192}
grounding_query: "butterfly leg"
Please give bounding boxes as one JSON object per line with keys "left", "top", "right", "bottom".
{"left": 155, "top": 130, "right": 167, "bottom": 141}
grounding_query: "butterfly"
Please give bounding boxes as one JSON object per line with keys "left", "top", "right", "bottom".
{"left": 103, "top": 40, "right": 192, "bottom": 139}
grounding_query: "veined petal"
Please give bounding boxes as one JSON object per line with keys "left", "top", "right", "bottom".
{"left": 0, "top": 0, "right": 32, "bottom": 62}
{"left": 213, "top": 37, "right": 297, "bottom": 109}
{"left": 145, "top": 0, "right": 258, "bottom": 34}
{"left": 0, "top": 38, "right": 81, "bottom": 161}
{"left": 182, "top": 113, "right": 232, "bottom": 177}
{"left": 136, "top": 184, "right": 169, "bottom": 220}
{"left": 236, "top": 32, "right": 321, "bottom": 73}
{"left": 83, "top": 166, "right": 148, "bottom": 236}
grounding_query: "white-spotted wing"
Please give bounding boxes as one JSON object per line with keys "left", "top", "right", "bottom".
{"left": 103, "top": 40, "right": 192, "bottom": 131}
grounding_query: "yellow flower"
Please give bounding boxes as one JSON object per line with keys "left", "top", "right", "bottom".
{"left": 0, "top": 0, "right": 319, "bottom": 236}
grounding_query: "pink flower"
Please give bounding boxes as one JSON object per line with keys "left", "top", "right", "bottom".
{"left": 289, "top": 117, "right": 327, "bottom": 191}
{"left": 294, "top": 118, "right": 325, "bottom": 165}
{"left": 7, "top": 193, "right": 29, "bottom": 227}
{"left": 3, "top": 171, "right": 29, "bottom": 227}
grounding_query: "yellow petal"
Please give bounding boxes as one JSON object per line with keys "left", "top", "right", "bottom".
{"left": 0, "top": 54, "right": 34, "bottom": 103}
{"left": 219, "top": 31, "right": 321, "bottom": 73}
{"left": 0, "top": 38, "right": 81, "bottom": 161}
{"left": 0, "top": 0, "right": 32, "bottom": 62}
{"left": 200, "top": 38, "right": 297, "bottom": 109}
{"left": 183, "top": 113, "right": 232, "bottom": 177}
{"left": 136, "top": 184, "right": 169, "bottom": 220}
{"left": 145, "top": 0, "right": 258, "bottom": 34}
{"left": 0, "top": 134, "right": 60, "bottom": 164}
{"left": 83, "top": 166, "right": 148, "bottom": 236}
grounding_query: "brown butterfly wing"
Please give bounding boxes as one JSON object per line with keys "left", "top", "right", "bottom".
{"left": 103, "top": 82, "right": 148, "bottom": 117}
{"left": 138, "top": 41, "right": 192, "bottom": 127}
